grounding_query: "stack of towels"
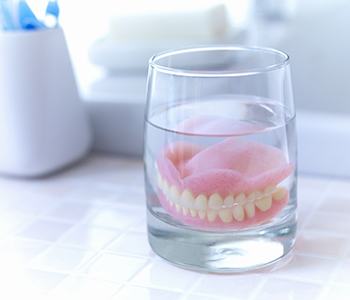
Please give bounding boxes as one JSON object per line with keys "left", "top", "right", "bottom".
{"left": 89, "top": 0, "right": 236, "bottom": 72}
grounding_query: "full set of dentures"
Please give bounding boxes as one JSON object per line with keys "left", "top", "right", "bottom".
{"left": 156, "top": 138, "right": 293, "bottom": 229}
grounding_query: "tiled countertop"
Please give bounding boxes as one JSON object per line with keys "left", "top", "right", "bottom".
{"left": 0, "top": 154, "right": 349, "bottom": 299}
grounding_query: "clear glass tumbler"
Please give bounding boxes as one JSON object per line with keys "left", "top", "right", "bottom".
{"left": 144, "top": 46, "right": 297, "bottom": 273}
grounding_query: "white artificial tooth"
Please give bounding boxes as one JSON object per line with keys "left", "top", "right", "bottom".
{"left": 182, "top": 207, "right": 189, "bottom": 216}
{"left": 157, "top": 173, "right": 163, "bottom": 190}
{"left": 163, "top": 180, "right": 169, "bottom": 195}
{"left": 170, "top": 185, "right": 180, "bottom": 203}
{"left": 219, "top": 209, "right": 233, "bottom": 223}
{"left": 248, "top": 191, "right": 263, "bottom": 203}
{"left": 190, "top": 209, "right": 197, "bottom": 217}
{"left": 255, "top": 195, "right": 272, "bottom": 212}
{"left": 194, "top": 194, "right": 207, "bottom": 210}
{"left": 198, "top": 211, "right": 206, "bottom": 220}
{"left": 272, "top": 187, "right": 287, "bottom": 201}
{"left": 256, "top": 191, "right": 263, "bottom": 200}
{"left": 208, "top": 193, "right": 223, "bottom": 210}
{"left": 180, "top": 189, "right": 194, "bottom": 208}
{"left": 233, "top": 205, "right": 244, "bottom": 221}
{"left": 175, "top": 204, "right": 181, "bottom": 212}
{"left": 264, "top": 185, "right": 275, "bottom": 195}
{"left": 245, "top": 202, "right": 255, "bottom": 218}
{"left": 207, "top": 210, "right": 218, "bottom": 222}
{"left": 235, "top": 193, "right": 246, "bottom": 205}
{"left": 224, "top": 195, "right": 234, "bottom": 208}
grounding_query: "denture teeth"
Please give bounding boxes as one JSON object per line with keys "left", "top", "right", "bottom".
{"left": 264, "top": 185, "right": 275, "bottom": 195}
{"left": 272, "top": 187, "right": 287, "bottom": 201}
{"left": 208, "top": 193, "right": 223, "bottom": 210}
{"left": 245, "top": 202, "right": 255, "bottom": 218}
{"left": 233, "top": 205, "right": 244, "bottom": 221}
{"left": 163, "top": 180, "right": 169, "bottom": 195}
{"left": 248, "top": 191, "right": 263, "bottom": 203}
{"left": 180, "top": 189, "right": 194, "bottom": 208}
{"left": 157, "top": 173, "right": 163, "bottom": 190}
{"left": 207, "top": 210, "right": 218, "bottom": 222}
{"left": 255, "top": 195, "right": 272, "bottom": 212}
{"left": 219, "top": 209, "right": 233, "bottom": 223}
{"left": 198, "top": 210, "right": 206, "bottom": 220}
{"left": 182, "top": 207, "right": 189, "bottom": 216}
{"left": 194, "top": 194, "right": 207, "bottom": 210}
{"left": 224, "top": 195, "right": 234, "bottom": 207}
{"left": 157, "top": 174, "right": 286, "bottom": 224}
{"left": 170, "top": 185, "right": 180, "bottom": 203}
{"left": 190, "top": 209, "right": 197, "bottom": 217}
{"left": 235, "top": 192, "right": 246, "bottom": 205}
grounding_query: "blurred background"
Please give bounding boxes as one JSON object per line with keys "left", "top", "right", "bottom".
{"left": 54, "top": 0, "right": 350, "bottom": 177}
{"left": 3, "top": 0, "right": 350, "bottom": 177}
{"left": 56, "top": 0, "right": 350, "bottom": 114}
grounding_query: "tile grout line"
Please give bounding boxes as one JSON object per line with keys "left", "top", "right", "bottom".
{"left": 178, "top": 274, "right": 204, "bottom": 299}
{"left": 248, "top": 276, "right": 268, "bottom": 300}
{"left": 315, "top": 257, "right": 346, "bottom": 300}
{"left": 298, "top": 181, "right": 333, "bottom": 230}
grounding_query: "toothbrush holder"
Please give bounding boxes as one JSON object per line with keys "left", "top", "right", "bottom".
{"left": 0, "top": 28, "right": 92, "bottom": 177}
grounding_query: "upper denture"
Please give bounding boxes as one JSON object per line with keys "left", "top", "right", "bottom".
{"left": 157, "top": 137, "right": 293, "bottom": 198}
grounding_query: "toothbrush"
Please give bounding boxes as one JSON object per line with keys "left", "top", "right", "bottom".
{"left": 0, "top": 0, "right": 15, "bottom": 30}
{"left": 44, "top": 0, "right": 59, "bottom": 27}
{"left": 18, "top": 0, "right": 44, "bottom": 30}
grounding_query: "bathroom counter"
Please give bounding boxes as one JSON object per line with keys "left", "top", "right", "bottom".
{"left": 0, "top": 154, "right": 349, "bottom": 299}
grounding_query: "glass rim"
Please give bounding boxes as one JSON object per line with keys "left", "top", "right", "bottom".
{"left": 149, "top": 46, "right": 290, "bottom": 77}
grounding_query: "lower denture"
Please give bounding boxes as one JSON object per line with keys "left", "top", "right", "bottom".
{"left": 156, "top": 137, "right": 293, "bottom": 229}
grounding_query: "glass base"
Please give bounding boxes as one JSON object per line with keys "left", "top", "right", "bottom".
{"left": 148, "top": 210, "right": 296, "bottom": 274}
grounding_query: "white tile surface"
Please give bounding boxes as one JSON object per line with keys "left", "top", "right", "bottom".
{"left": 16, "top": 219, "right": 74, "bottom": 242}
{"left": 85, "top": 205, "right": 145, "bottom": 230}
{"left": 183, "top": 294, "right": 224, "bottom": 300}
{"left": 131, "top": 258, "right": 198, "bottom": 291}
{"left": 52, "top": 275, "right": 121, "bottom": 299}
{"left": 0, "top": 154, "right": 349, "bottom": 299}
{"left": 5, "top": 194, "right": 58, "bottom": 215}
{"left": 30, "top": 245, "right": 96, "bottom": 273}
{"left": 0, "top": 212, "right": 32, "bottom": 238}
{"left": 321, "top": 284, "right": 350, "bottom": 300}
{"left": 332, "top": 260, "right": 350, "bottom": 285}
{"left": 318, "top": 196, "right": 350, "bottom": 214}
{"left": 16, "top": 269, "right": 67, "bottom": 293}
{"left": 0, "top": 238, "right": 49, "bottom": 265}
{"left": 129, "top": 218, "right": 148, "bottom": 233}
{"left": 257, "top": 278, "right": 323, "bottom": 300}
{"left": 59, "top": 223, "right": 120, "bottom": 250}
{"left": 107, "top": 232, "right": 152, "bottom": 257}
{"left": 82, "top": 253, "right": 148, "bottom": 282}
{"left": 193, "top": 274, "right": 263, "bottom": 299}
{"left": 305, "top": 212, "right": 350, "bottom": 236}
{"left": 46, "top": 201, "right": 96, "bottom": 222}
{"left": 112, "top": 285, "right": 181, "bottom": 300}
{"left": 295, "top": 230, "right": 349, "bottom": 258}
{"left": 271, "top": 254, "right": 337, "bottom": 283}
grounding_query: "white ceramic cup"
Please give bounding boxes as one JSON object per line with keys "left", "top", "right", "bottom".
{"left": 0, "top": 28, "right": 92, "bottom": 177}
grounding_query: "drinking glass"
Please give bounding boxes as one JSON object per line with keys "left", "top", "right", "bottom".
{"left": 144, "top": 46, "right": 297, "bottom": 273}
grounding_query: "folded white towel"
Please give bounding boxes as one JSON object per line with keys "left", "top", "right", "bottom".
{"left": 89, "top": 1, "right": 237, "bottom": 71}
{"left": 108, "top": 1, "right": 231, "bottom": 43}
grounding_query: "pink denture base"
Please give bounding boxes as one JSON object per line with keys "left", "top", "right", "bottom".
{"left": 156, "top": 136, "right": 293, "bottom": 229}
